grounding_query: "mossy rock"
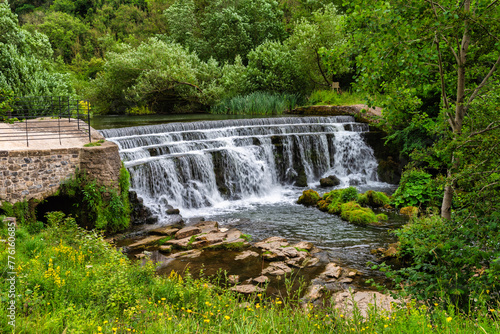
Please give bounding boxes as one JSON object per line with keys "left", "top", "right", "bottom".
{"left": 322, "top": 189, "right": 341, "bottom": 201}
{"left": 317, "top": 200, "right": 330, "bottom": 212}
{"left": 400, "top": 206, "right": 419, "bottom": 217}
{"left": 347, "top": 209, "right": 378, "bottom": 225}
{"left": 327, "top": 200, "right": 342, "bottom": 214}
{"left": 376, "top": 213, "right": 388, "bottom": 221}
{"left": 297, "top": 189, "right": 320, "bottom": 206}
{"left": 340, "top": 187, "right": 358, "bottom": 202}
{"left": 362, "top": 190, "right": 391, "bottom": 207}
{"left": 319, "top": 175, "right": 341, "bottom": 187}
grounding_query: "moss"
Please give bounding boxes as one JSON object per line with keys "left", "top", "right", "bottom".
{"left": 317, "top": 200, "right": 330, "bottom": 212}
{"left": 346, "top": 209, "right": 378, "bottom": 225}
{"left": 400, "top": 206, "right": 419, "bottom": 217}
{"left": 376, "top": 213, "right": 389, "bottom": 221}
{"left": 297, "top": 189, "right": 320, "bottom": 206}
{"left": 327, "top": 200, "right": 342, "bottom": 214}
{"left": 156, "top": 236, "right": 174, "bottom": 245}
{"left": 208, "top": 242, "right": 246, "bottom": 251}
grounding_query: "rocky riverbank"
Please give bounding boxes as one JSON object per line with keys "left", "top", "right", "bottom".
{"left": 109, "top": 217, "right": 399, "bottom": 313}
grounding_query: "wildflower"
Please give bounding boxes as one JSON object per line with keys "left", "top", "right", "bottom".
{"left": 446, "top": 317, "right": 452, "bottom": 322}
{"left": 434, "top": 303, "right": 438, "bottom": 307}
{"left": 276, "top": 301, "right": 282, "bottom": 305}
{"left": 204, "top": 319, "right": 210, "bottom": 323}
{"left": 384, "top": 325, "right": 388, "bottom": 328}
{"left": 112, "top": 328, "right": 117, "bottom": 332}
{"left": 225, "top": 316, "right": 230, "bottom": 320}
{"left": 161, "top": 298, "right": 166, "bottom": 301}
{"left": 98, "top": 326, "right": 102, "bottom": 332}
{"left": 490, "top": 309, "right": 495, "bottom": 312}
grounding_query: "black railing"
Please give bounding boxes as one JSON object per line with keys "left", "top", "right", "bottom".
{"left": 0, "top": 96, "right": 91, "bottom": 147}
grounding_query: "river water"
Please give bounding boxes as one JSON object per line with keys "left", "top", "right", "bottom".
{"left": 96, "top": 114, "right": 404, "bottom": 276}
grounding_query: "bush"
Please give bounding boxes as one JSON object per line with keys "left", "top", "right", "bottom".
{"left": 386, "top": 214, "right": 500, "bottom": 309}
{"left": 391, "top": 168, "right": 443, "bottom": 208}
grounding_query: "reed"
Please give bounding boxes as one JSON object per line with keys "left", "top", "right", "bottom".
{"left": 211, "top": 91, "right": 304, "bottom": 115}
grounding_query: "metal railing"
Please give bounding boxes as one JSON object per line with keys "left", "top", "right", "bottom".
{"left": 0, "top": 96, "right": 91, "bottom": 147}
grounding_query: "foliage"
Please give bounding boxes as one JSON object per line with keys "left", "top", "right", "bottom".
{"left": 57, "top": 167, "right": 130, "bottom": 233}
{"left": 307, "top": 89, "right": 363, "bottom": 106}
{"left": 246, "top": 40, "right": 306, "bottom": 93}
{"left": 0, "top": 2, "right": 74, "bottom": 97}
{"left": 1, "top": 216, "right": 499, "bottom": 332}
{"left": 340, "top": 186, "right": 358, "bottom": 202}
{"left": 391, "top": 169, "right": 443, "bottom": 209}
{"left": 287, "top": 4, "right": 350, "bottom": 88}
{"left": 211, "top": 91, "right": 302, "bottom": 115}
{"left": 386, "top": 214, "right": 500, "bottom": 308}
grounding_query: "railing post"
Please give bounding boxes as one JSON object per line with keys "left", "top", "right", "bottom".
{"left": 77, "top": 99, "right": 80, "bottom": 130}
{"left": 25, "top": 116, "right": 28, "bottom": 147}
{"left": 87, "top": 102, "right": 91, "bottom": 143}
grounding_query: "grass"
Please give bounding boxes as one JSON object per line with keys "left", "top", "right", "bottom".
{"left": 0, "top": 213, "right": 499, "bottom": 333}
{"left": 210, "top": 91, "right": 304, "bottom": 115}
{"left": 308, "top": 89, "right": 365, "bottom": 106}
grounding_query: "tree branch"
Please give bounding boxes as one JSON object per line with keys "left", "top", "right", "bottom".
{"left": 465, "top": 52, "right": 500, "bottom": 112}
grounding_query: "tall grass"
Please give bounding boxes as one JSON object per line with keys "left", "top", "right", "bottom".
{"left": 0, "top": 214, "right": 499, "bottom": 333}
{"left": 308, "top": 89, "right": 365, "bottom": 106}
{"left": 211, "top": 91, "right": 304, "bottom": 115}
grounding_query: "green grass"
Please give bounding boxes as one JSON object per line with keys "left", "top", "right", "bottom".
{"left": 0, "top": 214, "right": 499, "bottom": 333}
{"left": 210, "top": 91, "right": 303, "bottom": 115}
{"left": 308, "top": 89, "right": 365, "bottom": 106}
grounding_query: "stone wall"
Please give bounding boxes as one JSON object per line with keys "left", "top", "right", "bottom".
{"left": 0, "top": 141, "right": 121, "bottom": 205}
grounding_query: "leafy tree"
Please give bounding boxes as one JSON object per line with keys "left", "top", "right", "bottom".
{"left": 0, "top": 1, "right": 74, "bottom": 97}
{"left": 286, "top": 4, "right": 350, "bottom": 90}
{"left": 246, "top": 40, "right": 305, "bottom": 93}
{"left": 346, "top": 0, "right": 500, "bottom": 219}
{"left": 86, "top": 38, "right": 244, "bottom": 113}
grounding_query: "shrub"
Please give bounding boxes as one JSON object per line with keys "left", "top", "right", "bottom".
{"left": 391, "top": 168, "right": 443, "bottom": 208}
{"left": 340, "top": 187, "right": 358, "bottom": 203}
{"left": 400, "top": 206, "right": 419, "bottom": 218}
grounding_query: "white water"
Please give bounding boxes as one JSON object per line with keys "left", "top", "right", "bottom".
{"left": 101, "top": 116, "right": 381, "bottom": 223}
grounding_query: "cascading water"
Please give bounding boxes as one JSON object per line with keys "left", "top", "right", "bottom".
{"left": 101, "top": 116, "right": 381, "bottom": 223}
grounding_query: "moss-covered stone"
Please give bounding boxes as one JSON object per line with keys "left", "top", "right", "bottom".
{"left": 327, "top": 200, "right": 342, "bottom": 214}
{"left": 347, "top": 209, "right": 378, "bottom": 225}
{"left": 361, "top": 190, "right": 391, "bottom": 207}
{"left": 297, "top": 189, "right": 320, "bottom": 206}
{"left": 317, "top": 200, "right": 330, "bottom": 212}
{"left": 400, "top": 206, "right": 419, "bottom": 217}
{"left": 376, "top": 213, "right": 388, "bottom": 221}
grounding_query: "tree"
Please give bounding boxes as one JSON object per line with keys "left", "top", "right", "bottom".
{"left": 286, "top": 4, "right": 350, "bottom": 90}
{"left": 347, "top": 0, "right": 500, "bottom": 219}
{"left": 0, "top": 1, "right": 74, "bottom": 97}
{"left": 86, "top": 38, "right": 244, "bottom": 113}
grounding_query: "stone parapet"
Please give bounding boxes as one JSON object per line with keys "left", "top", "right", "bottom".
{"left": 0, "top": 141, "right": 121, "bottom": 205}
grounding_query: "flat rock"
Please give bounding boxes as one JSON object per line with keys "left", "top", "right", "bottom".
{"left": 228, "top": 275, "right": 239, "bottom": 285}
{"left": 338, "top": 278, "right": 353, "bottom": 284}
{"left": 304, "top": 257, "right": 320, "bottom": 267}
{"left": 254, "top": 236, "right": 289, "bottom": 251}
{"left": 235, "top": 250, "right": 259, "bottom": 261}
{"left": 225, "top": 229, "right": 242, "bottom": 242}
{"left": 347, "top": 271, "right": 358, "bottom": 277}
{"left": 175, "top": 226, "right": 201, "bottom": 239}
{"left": 230, "top": 284, "right": 264, "bottom": 295}
{"left": 292, "top": 241, "right": 314, "bottom": 251}
{"left": 302, "top": 284, "right": 324, "bottom": 303}
{"left": 149, "top": 226, "right": 180, "bottom": 236}
{"left": 134, "top": 253, "right": 146, "bottom": 259}
{"left": 196, "top": 232, "right": 227, "bottom": 244}
{"left": 262, "top": 261, "right": 293, "bottom": 276}
{"left": 262, "top": 249, "right": 288, "bottom": 261}
{"left": 322, "top": 263, "right": 342, "bottom": 279}
{"left": 195, "top": 221, "right": 219, "bottom": 234}
{"left": 168, "top": 249, "right": 202, "bottom": 259}
{"left": 282, "top": 247, "right": 300, "bottom": 258}
{"left": 128, "top": 235, "right": 166, "bottom": 250}
{"left": 167, "top": 237, "right": 192, "bottom": 248}
{"left": 159, "top": 245, "right": 172, "bottom": 253}
{"left": 253, "top": 275, "right": 269, "bottom": 284}
{"left": 332, "top": 291, "right": 400, "bottom": 317}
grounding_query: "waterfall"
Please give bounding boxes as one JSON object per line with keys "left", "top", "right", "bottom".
{"left": 101, "top": 116, "right": 379, "bottom": 222}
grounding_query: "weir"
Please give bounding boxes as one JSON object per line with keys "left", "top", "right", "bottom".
{"left": 101, "top": 116, "right": 379, "bottom": 223}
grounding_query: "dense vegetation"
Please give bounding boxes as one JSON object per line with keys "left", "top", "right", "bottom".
{"left": 1, "top": 0, "right": 500, "bottom": 331}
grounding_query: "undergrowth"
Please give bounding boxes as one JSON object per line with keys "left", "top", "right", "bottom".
{"left": 210, "top": 91, "right": 304, "bottom": 115}
{"left": 0, "top": 213, "right": 499, "bottom": 333}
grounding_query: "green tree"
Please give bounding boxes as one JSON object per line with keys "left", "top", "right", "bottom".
{"left": 347, "top": 0, "right": 500, "bottom": 219}
{"left": 0, "top": 1, "right": 74, "bottom": 97}
{"left": 286, "top": 4, "right": 349, "bottom": 90}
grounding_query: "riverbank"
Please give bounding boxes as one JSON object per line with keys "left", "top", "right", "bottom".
{"left": 1, "top": 214, "right": 498, "bottom": 333}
